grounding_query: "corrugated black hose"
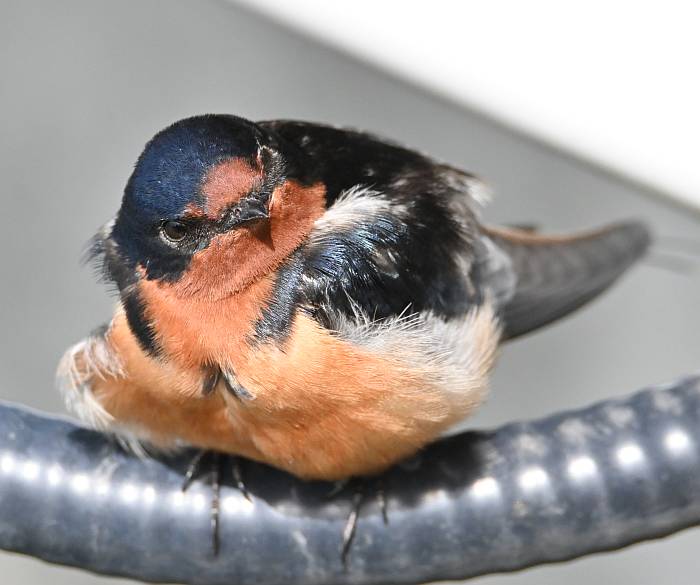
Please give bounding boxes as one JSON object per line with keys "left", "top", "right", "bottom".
{"left": 1, "top": 375, "right": 699, "bottom": 584}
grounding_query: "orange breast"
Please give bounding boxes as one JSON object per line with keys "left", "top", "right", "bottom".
{"left": 93, "top": 308, "right": 474, "bottom": 480}
{"left": 224, "top": 314, "right": 457, "bottom": 479}
{"left": 137, "top": 273, "right": 274, "bottom": 370}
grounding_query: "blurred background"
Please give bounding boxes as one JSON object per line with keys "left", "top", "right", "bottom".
{"left": 0, "top": 1, "right": 698, "bottom": 583}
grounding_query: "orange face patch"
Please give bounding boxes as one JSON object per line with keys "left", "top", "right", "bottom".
{"left": 135, "top": 178, "right": 326, "bottom": 368}
{"left": 170, "top": 178, "right": 326, "bottom": 300}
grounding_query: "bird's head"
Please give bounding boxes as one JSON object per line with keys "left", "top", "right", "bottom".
{"left": 96, "top": 115, "right": 326, "bottom": 302}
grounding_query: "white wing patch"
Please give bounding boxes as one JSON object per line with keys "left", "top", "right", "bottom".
{"left": 310, "top": 185, "right": 407, "bottom": 242}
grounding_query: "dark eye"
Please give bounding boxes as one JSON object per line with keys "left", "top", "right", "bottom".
{"left": 160, "top": 220, "right": 189, "bottom": 243}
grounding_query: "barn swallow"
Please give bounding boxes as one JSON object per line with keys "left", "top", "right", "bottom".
{"left": 58, "top": 114, "right": 651, "bottom": 484}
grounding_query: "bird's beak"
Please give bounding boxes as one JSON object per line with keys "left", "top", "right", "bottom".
{"left": 222, "top": 196, "right": 270, "bottom": 232}
{"left": 236, "top": 198, "right": 269, "bottom": 225}
{"left": 227, "top": 196, "right": 273, "bottom": 245}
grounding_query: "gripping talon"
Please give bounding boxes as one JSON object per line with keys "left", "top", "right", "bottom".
{"left": 326, "top": 478, "right": 350, "bottom": 500}
{"left": 377, "top": 480, "right": 389, "bottom": 525}
{"left": 210, "top": 453, "right": 222, "bottom": 557}
{"left": 336, "top": 477, "right": 391, "bottom": 567}
{"left": 182, "top": 450, "right": 207, "bottom": 492}
{"left": 231, "top": 456, "right": 252, "bottom": 502}
{"left": 182, "top": 450, "right": 223, "bottom": 556}
{"left": 341, "top": 490, "right": 366, "bottom": 569}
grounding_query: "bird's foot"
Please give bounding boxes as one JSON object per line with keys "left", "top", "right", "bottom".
{"left": 181, "top": 449, "right": 208, "bottom": 492}
{"left": 181, "top": 450, "right": 221, "bottom": 556}
{"left": 180, "top": 451, "right": 252, "bottom": 557}
{"left": 335, "top": 476, "right": 389, "bottom": 569}
{"left": 231, "top": 455, "right": 252, "bottom": 502}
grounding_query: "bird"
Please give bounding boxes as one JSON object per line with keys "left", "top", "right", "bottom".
{"left": 58, "top": 114, "right": 651, "bottom": 483}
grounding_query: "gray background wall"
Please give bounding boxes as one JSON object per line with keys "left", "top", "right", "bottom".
{"left": 0, "top": 1, "right": 698, "bottom": 583}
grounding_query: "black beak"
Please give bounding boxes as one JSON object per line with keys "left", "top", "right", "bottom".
{"left": 224, "top": 196, "right": 270, "bottom": 229}
{"left": 238, "top": 199, "right": 269, "bottom": 223}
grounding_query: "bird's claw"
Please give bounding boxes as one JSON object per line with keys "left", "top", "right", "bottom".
{"left": 180, "top": 451, "right": 253, "bottom": 557}
{"left": 334, "top": 477, "right": 389, "bottom": 569}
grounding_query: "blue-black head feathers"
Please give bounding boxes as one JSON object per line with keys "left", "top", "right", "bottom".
{"left": 123, "top": 115, "right": 263, "bottom": 221}
{"left": 106, "top": 114, "right": 276, "bottom": 282}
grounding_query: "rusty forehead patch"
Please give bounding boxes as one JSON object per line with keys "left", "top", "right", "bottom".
{"left": 201, "top": 158, "right": 263, "bottom": 218}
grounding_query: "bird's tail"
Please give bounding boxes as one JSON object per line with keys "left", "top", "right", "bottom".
{"left": 482, "top": 221, "right": 651, "bottom": 340}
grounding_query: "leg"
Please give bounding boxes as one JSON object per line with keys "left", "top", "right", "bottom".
{"left": 341, "top": 488, "right": 367, "bottom": 568}
{"left": 376, "top": 477, "right": 389, "bottom": 525}
{"left": 326, "top": 478, "right": 350, "bottom": 500}
{"left": 338, "top": 477, "right": 390, "bottom": 569}
{"left": 231, "top": 456, "right": 252, "bottom": 501}
{"left": 181, "top": 450, "right": 222, "bottom": 557}
{"left": 181, "top": 449, "right": 207, "bottom": 492}
{"left": 210, "top": 453, "right": 222, "bottom": 557}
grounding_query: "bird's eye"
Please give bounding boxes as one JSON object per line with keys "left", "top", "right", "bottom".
{"left": 160, "top": 220, "right": 189, "bottom": 243}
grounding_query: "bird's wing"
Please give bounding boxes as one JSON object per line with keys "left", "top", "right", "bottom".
{"left": 294, "top": 185, "right": 481, "bottom": 330}
{"left": 258, "top": 121, "right": 496, "bottom": 329}
{"left": 261, "top": 120, "right": 650, "bottom": 340}
{"left": 479, "top": 222, "right": 651, "bottom": 340}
